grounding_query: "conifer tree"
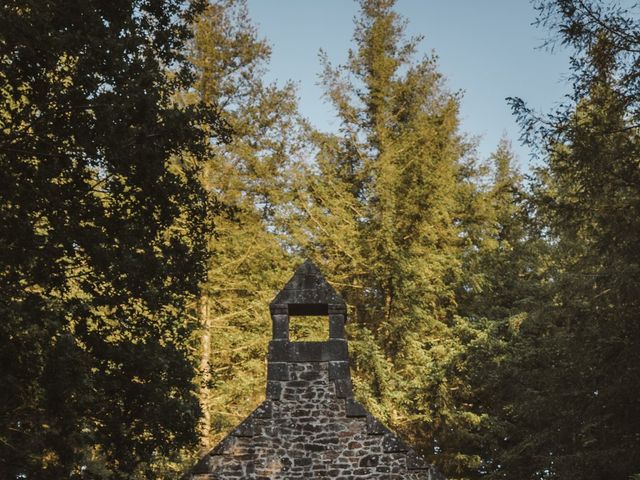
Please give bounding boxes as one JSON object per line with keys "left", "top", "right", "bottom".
{"left": 184, "top": 0, "right": 302, "bottom": 449}
{"left": 459, "top": 138, "right": 544, "bottom": 323}
{"left": 452, "top": 138, "right": 550, "bottom": 478}
{"left": 288, "top": 0, "right": 486, "bottom": 475}
{"left": 500, "top": 2, "right": 640, "bottom": 478}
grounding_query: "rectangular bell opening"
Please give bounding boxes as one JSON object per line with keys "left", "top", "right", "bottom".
{"left": 289, "top": 314, "right": 329, "bottom": 342}
{"left": 287, "top": 303, "right": 328, "bottom": 316}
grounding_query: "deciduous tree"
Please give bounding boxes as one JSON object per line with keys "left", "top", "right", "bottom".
{"left": 0, "top": 1, "right": 225, "bottom": 478}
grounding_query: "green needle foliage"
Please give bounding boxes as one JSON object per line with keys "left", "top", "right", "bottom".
{"left": 285, "top": 0, "right": 494, "bottom": 475}
{"left": 0, "top": 1, "right": 226, "bottom": 478}
{"left": 455, "top": 138, "right": 551, "bottom": 479}
{"left": 183, "top": 0, "right": 302, "bottom": 450}
{"left": 498, "top": 1, "right": 640, "bottom": 478}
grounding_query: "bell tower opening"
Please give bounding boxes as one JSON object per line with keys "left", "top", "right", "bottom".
{"left": 289, "top": 314, "right": 330, "bottom": 342}
{"left": 269, "top": 260, "right": 347, "bottom": 345}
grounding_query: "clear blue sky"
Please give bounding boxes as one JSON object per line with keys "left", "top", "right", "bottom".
{"left": 245, "top": 0, "right": 572, "bottom": 170}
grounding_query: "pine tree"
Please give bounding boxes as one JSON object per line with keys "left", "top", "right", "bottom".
{"left": 501, "top": 2, "right": 640, "bottom": 477}
{"left": 459, "top": 138, "right": 544, "bottom": 323}
{"left": 184, "top": 0, "right": 302, "bottom": 449}
{"left": 288, "top": 0, "right": 486, "bottom": 475}
{"left": 453, "top": 138, "right": 551, "bottom": 478}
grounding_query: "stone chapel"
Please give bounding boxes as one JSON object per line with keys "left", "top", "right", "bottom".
{"left": 190, "top": 260, "right": 445, "bottom": 479}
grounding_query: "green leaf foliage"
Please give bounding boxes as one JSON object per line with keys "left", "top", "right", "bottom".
{"left": 0, "top": 1, "right": 226, "bottom": 478}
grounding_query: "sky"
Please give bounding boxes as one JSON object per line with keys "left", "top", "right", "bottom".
{"left": 245, "top": 0, "right": 573, "bottom": 170}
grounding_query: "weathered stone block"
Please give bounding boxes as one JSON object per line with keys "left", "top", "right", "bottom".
{"left": 271, "top": 314, "right": 289, "bottom": 339}
{"left": 345, "top": 398, "right": 368, "bottom": 418}
{"left": 382, "top": 433, "right": 409, "bottom": 453}
{"left": 334, "top": 378, "right": 353, "bottom": 398}
{"left": 269, "top": 339, "right": 349, "bottom": 362}
{"left": 328, "top": 361, "right": 350, "bottom": 380}
{"left": 254, "top": 401, "right": 273, "bottom": 419}
{"left": 267, "top": 362, "right": 289, "bottom": 381}
{"left": 265, "top": 381, "right": 283, "bottom": 400}
{"left": 329, "top": 313, "right": 346, "bottom": 338}
{"left": 366, "top": 414, "right": 389, "bottom": 435}
{"left": 233, "top": 416, "right": 256, "bottom": 437}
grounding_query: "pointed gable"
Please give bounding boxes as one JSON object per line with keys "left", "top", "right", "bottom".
{"left": 270, "top": 260, "right": 345, "bottom": 315}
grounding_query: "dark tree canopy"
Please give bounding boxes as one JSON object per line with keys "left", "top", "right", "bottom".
{"left": 0, "top": 1, "right": 227, "bottom": 478}
{"left": 498, "top": 1, "right": 640, "bottom": 479}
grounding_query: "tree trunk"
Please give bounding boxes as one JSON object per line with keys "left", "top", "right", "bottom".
{"left": 199, "top": 294, "right": 212, "bottom": 449}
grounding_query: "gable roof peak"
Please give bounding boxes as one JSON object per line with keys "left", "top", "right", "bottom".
{"left": 270, "top": 260, "right": 345, "bottom": 312}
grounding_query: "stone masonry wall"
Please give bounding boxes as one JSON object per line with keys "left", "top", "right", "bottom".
{"left": 191, "top": 361, "right": 443, "bottom": 479}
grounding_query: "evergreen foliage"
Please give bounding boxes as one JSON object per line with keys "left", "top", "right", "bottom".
{"left": 455, "top": 138, "right": 551, "bottom": 479}
{"left": 498, "top": 1, "right": 640, "bottom": 478}
{"left": 286, "top": 1, "right": 491, "bottom": 475}
{"left": 183, "top": 0, "right": 301, "bottom": 450}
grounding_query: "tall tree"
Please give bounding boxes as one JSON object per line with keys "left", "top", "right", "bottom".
{"left": 458, "top": 138, "right": 545, "bottom": 325}
{"left": 287, "top": 0, "right": 487, "bottom": 475}
{"left": 454, "top": 138, "right": 551, "bottom": 479}
{"left": 184, "top": 0, "right": 302, "bottom": 449}
{"left": 0, "top": 1, "right": 226, "bottom": 478}
{"left": 499, "top": 2, "right": 640, "bottom": 478}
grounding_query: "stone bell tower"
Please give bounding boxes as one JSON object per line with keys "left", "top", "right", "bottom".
{"left": 190, "top": 260, "right": 445, "bottom": 479}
